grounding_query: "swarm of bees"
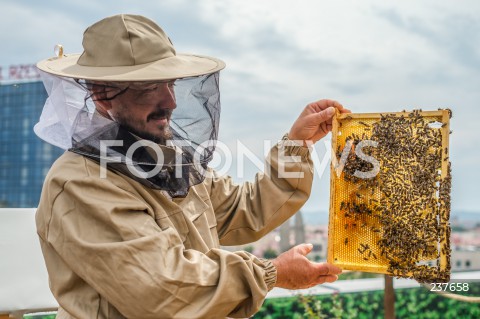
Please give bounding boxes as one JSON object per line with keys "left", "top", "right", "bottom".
{"left": 333, "top": 109, "right": 452, "bottom": 283}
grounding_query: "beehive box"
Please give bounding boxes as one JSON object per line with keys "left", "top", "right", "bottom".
{"left": 327, "top": 110, "right": 451, "bottom": 282}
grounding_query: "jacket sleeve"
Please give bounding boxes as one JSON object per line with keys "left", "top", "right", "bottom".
{"left": 42, "top": 175, "right": 276, "bottom": 319}
{"left": 205, "top": 136, "right": 314, "bottom": 245}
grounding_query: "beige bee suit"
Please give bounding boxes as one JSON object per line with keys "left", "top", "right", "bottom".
{"left": 36, "top": 139, "right": 313, "bottom": 319}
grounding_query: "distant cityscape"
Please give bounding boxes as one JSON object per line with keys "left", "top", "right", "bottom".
{"left": 223, "top": 210, "right": 480, "bottom": 274}
{"left": 300, "top": 210, "right": 480, "bottom": 226}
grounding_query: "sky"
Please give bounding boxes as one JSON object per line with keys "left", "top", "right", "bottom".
{"left": 1, "top": 0, "right": 479, "bottom": 215}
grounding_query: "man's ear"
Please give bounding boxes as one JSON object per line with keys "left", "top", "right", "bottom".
{"left": 93, "top": 98, "right": 112, "bottom": 114}
{"left": 89, "top": 87, "right": 113, "bottom": 118}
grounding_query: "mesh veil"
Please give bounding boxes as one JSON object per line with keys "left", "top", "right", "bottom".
{"left": 34, "top": 71, "right": 222, "bottom": 197}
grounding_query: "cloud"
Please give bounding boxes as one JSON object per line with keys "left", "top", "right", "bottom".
{"left": 0, "top": 2, "right": 85, "bottom": 66}
{"left": 188, "top": 0, "right": 480, "bottom": 212}
{"left": 1, "top": 0, "right": 479, "bottom": 212}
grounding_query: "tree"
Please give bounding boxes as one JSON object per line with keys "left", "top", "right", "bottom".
{"left": 263, "top": 248, "right": 278, "bottom": 259}
{"left": 244, "top": 245, "right": 254, "bottom": 253}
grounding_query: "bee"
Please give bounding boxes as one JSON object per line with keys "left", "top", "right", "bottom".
{"left": 358, "top": 121, "right": 370, "bottom": 127}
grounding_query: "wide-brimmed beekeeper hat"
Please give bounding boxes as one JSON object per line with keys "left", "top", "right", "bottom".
{"left": 37, "top": 14, "right": 225, "bottom": 81}
{"left": 35, "top": 14, "right": 224, "bottom": 197}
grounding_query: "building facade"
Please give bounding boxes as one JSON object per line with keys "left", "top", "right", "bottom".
{"left": 0, "top": 70, "right": 63, "bottom": 208}
{"left": 451, "top": 247, "right": 480, "bottom": 272}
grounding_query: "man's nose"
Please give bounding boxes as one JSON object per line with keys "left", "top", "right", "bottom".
{"left": 156, "top": 83, "right": 176, "bottom": 110}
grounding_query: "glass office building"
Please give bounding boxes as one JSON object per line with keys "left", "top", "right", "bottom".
{"left": 0, "top": 80, "right": 63, "bottom": 207}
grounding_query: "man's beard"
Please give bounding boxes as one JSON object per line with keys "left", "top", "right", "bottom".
{"left": 114, "top": 112, "right": 173, "bottom": 144}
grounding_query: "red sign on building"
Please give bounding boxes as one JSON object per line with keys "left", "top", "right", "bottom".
{"left": 0, "top": 64, "right": 41, "bottom": 82}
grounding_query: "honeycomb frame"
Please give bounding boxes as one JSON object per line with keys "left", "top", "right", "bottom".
{"left": 327, "top": 110, "right": 451, "bottom": 279}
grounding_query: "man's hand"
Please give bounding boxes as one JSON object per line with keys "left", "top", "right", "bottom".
{"left": 271, "top": 243, "right": 342, "bottom": 289}
{"left": 288, "top": 99, "right": 350, "bottom": 145}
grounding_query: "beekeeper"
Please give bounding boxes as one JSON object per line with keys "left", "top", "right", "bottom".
{"left": 35, "top": 14, "right": 348, "bottom": 319}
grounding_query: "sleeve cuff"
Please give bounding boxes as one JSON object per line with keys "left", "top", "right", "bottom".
{"left": 278, "top": 133, "right": 312, "bottom": 158}
{"left": 258, "top": 258, "right": 277, "bottom": 291}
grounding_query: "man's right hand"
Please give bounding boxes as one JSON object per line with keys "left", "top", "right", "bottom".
{"left": 271, "top": 243, "right": 342, "bottom": 289}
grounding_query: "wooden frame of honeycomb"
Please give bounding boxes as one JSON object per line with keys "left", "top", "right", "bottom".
{"left": 327, "top": 110, "right": 451, "bottom": 282}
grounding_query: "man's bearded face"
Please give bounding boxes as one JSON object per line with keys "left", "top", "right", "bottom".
{"left": 106, "top": 81, "right": 176, "bottom": 144}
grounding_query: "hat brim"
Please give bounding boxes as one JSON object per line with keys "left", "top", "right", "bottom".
{"left": 37, "top": 53, "right": 225, "bottom": 81}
